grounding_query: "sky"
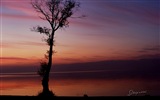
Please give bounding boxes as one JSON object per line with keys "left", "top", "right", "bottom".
{"left": 0, "top": 0, "right": 160, "bottom": 96}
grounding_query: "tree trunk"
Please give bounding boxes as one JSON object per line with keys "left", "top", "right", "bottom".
{"left": 42, "top": 30, "right": 55, "bottom": 93}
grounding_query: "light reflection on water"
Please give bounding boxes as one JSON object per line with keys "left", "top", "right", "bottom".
{"left": 0, "top": 72, "right": 160, "bottom": 96}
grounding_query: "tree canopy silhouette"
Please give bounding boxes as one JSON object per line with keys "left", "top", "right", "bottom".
{"left": 31, "top": 0, "right": 81, "bottom": 96}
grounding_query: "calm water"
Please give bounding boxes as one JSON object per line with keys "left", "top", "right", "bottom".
{"left": 0, "top": 73, "right": 160, "bottom": 96}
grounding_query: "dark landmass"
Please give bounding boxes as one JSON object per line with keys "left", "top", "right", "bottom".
{"left": 1, "top": 58, "right": 160, "bottom": 81}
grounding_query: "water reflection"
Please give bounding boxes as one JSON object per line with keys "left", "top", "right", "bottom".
{"left": 0, "top": 72, "right": 160, "bottom": 96}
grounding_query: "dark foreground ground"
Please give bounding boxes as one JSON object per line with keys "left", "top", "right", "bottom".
{"left": 0, "top": 95, "right": 154, "bottom": 100}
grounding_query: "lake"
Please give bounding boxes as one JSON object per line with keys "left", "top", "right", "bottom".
{"left": 1, "top": 72, "right": 159, "bottom": 96}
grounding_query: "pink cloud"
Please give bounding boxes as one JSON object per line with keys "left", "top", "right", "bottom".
{"left": 2, "top": 0, "right": 35, "bottom": 15}
{"left": 1, "top": 41, "right": 45, "bottom": 49}
{"left": 69, "top": 19, "right": 103, "bottom": 28}
{"left": 17, "top": 41, "right": 46, "bottom": 46}
{"left": 1, "top": 0, "right": 40, "bottom": 20}
{"left": 0, "top": 57, "right": 28, "bottom": 60}
{"left": 1, "top": 13, "right": 39, "bottom": 20}
{"left": 105, "top": 3, "right": 159, "bottom": 25}
{"left": 0, "top": 43, "right": 16, "bottom": 48}
{"left": 86, "top": 1, "right": 159, "bottom": 26}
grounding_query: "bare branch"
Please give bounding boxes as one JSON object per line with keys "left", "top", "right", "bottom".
{"left": 31, "top": 0, "right": 52, "bottom": 25}
{"left": 31, "top": 0, "right": 82, "bottom": 30}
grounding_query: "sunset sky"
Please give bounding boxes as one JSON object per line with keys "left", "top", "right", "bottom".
{"left": 0, "top": 0, "right": 160, "bottom": 96}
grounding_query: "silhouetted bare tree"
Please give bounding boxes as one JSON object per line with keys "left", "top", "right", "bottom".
{"left": 31, "top": 0, "right": 81, "bottom": 96}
